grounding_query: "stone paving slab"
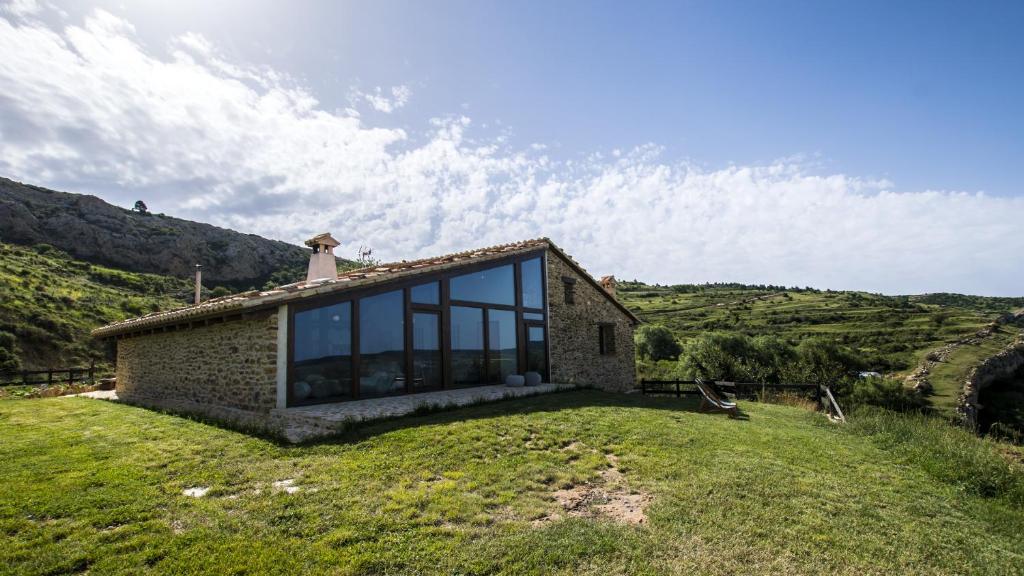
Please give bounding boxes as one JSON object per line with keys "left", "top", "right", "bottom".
{"left": 74, "top": 383, "right": 575, "bottom": 443}
{"left": 72, "top": 389, "right": 119, "bottom": 400}
{"left": 272, "top": 383, "right": 574, "bottom": 442}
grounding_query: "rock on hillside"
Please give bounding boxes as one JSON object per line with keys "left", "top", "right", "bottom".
{"left": 0, "top": 178, "right": 320, "bottom": 288}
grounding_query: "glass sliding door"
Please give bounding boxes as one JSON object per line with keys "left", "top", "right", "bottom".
{"left": 359, "top": 290, "right": 406, "bottom": 397}
{"left": 412, "top": 312, "right": 442, "bottom": 391}
{"left": 488, "top": 309, "right": 517, "bottom": 384}
{"left": 450, "top": 306, "right": 484, "bottom": 386}
{"left": 292, "top": 302, "right": 353, "bottom": 403}
{"left": 525, "top": 324, "right": 547, "bottom": 380}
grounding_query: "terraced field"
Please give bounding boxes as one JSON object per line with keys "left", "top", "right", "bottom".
{"left": 618, "top": 282, "right": 1023, "bottom": 375}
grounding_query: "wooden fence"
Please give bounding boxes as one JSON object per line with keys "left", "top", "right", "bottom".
{"left": 0, "top": 362, "right": 109, "bottom": 387}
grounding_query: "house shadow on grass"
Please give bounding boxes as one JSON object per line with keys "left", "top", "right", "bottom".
{"left": 294, "top": 388, "right": 750, "bottom": 447}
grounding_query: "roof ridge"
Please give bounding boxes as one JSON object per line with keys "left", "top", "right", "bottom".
{"left": 92, "top": 237, "right": 554, "bottom": 337}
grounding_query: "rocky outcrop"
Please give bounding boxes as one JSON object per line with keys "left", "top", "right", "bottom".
{"left": 0, "top": 177, "right": 326, "bottom": 287}
{"left": 957, "top": 336, "right": 1024, "bottom": 429}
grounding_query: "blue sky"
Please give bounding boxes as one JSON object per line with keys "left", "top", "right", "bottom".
{"left": 52, "top": 0, "right": 1022, "bottom": 195}
{"left": 1, "top": 0, "right": 1022, "bottom": 294}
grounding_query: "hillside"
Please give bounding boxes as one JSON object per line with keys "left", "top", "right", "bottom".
{"left": 619, "top": 281, "right": 1024, "bottom": 375}
{"left": 0, "top": 242, "right": 194, "bottom": 371}
{"left": 1, "top": 391, "right": 1021, "bottom": 574}
{"left": 0, "top": 177, "right": 343, "bottom": 289}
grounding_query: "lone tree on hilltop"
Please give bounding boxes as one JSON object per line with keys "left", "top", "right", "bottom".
{"left": 132, "top": 200, "right": 149, "bottom": 214}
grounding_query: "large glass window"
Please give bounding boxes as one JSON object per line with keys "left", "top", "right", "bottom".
{"left": 292, "top": 303, "right": 352, "bottom": 402}
{"left": 526, "top": 325, "right": 547, "bottom": 377}
{"left": 521, "top": 257, "right": 544, "bottom": 309}
{"left": 411, "top": 282, "right": 440, "bottom": 305}
{"left": 450, "top": 306, "right": 484, "bottom": 386}
{"left": 450, "top": 264, "right": 514, "bottom": 305}
{"left": 359, "top": 290, "right": 405, "bottom": 397}
{"left": 488, "top": 310, "right": 517, "bottom": 384}
{"left": 412, "top": 312, "right": 442, "bottom": 390}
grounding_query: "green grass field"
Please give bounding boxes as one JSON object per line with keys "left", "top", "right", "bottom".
{"left": 618, "top": 282, "right": 1021, "bottom": 375}
{"left": 2, "top": 392, "right": 1022, "bottom": 575}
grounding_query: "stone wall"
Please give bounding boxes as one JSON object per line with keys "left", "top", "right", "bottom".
{"left": 957, "top": 335, "right": 1024, "bottom": 429}
{"left": 115, "top": 311, "right": 279, "bottom": 424}
{"left": 546, "top": 251, "right": 637, "bottom": 391}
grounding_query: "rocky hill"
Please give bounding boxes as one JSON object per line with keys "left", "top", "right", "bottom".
{"left": 0, "top": 177, "right": 327, "bottom": 289}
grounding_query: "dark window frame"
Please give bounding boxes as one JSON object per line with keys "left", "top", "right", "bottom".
{"left": 287, "top": 249, "right": 548, "bottom": 406}
{"left": 599, "top": 323, "right": 617, "bottom": 356}
{"left": 562, "top": 276, "right": 576, "bottom": 305}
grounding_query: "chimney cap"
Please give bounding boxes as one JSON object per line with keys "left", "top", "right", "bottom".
{"left": 304, "top": 232, "right": 340, "bottom": 248}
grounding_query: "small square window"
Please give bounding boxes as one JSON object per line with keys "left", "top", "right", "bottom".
{"left": 599, "top": 324, "right": 616, "bottom": 355}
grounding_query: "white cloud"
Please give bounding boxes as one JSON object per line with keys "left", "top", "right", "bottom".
{"left": 0, "top": 9, "right": 1022, "bottom": 295}
{"left": 356, "top": 85, "right": 412, "bottom": 114}
{"left": 1, "top": 0, "right": 41, "bottom": 18}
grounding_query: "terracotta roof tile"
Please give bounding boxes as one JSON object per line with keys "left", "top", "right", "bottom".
{"left": 92, "top": 238, "right": 554, "bottom": 337}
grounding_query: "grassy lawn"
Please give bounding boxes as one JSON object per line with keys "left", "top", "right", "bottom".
{"left": 2, "top": 391, "right": 1023, "bottom": 575}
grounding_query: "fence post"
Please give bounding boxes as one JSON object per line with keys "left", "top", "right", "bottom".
{"left": 641, "top": 379, "right": 646, "bottom": 395}
{"left": 815, "top": 384, "right": 822, "bottom": 408}
{"left": 676, "top": 380, "right": 681, "bottom": 398}
{"left": 88, "top": 361, "right": 95, "bottom": 383}
{"left": 22, "top": 370, "right": 28, "bottom": 385}
{"left": 67, "top": 368, "right": 74, "bottom": 385}
{"left": 47, "top": 369, "right": 53, "bottom": 385}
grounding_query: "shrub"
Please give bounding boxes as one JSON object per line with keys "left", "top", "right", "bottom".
{"left": 846, "top": 378, "right": 929, "bottom": 413}
{"left": 634, "top": 324, "right": 682, "bottom": 361}
{"left": 0, "top": 331, "right": 20, "bottom": 372}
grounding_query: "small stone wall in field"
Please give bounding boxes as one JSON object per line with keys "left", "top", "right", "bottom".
{"left": 115, "top": 311, "right": 279, "bottom": 417}
{"left": 957, "top": 336, "right": 1024, "bottom": 429}
{"left": 547, "top": 253, "right": 637, "bottom": 391}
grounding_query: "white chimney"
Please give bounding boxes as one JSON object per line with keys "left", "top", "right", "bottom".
{"left": 304, "top": 233, "right": 341, "bottom": 282}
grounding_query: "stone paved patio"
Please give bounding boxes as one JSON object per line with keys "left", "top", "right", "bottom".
{"left": 75, "top": 384, "right": 574, "bottom": 443}
{"left": 273, "top": 383, "right": 574, "bottom": 442}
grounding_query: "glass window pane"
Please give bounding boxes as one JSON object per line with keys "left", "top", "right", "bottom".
{"left": 412, "top": 312, "right": 442, "bottom": 390}
{"left": 526, "top": 326, "right": 546, "bottom": 377}
{"left": 450, "top": 264, "right": 514, "bottom": 305}
{"left": 359, "top": 290, "right": 405, "bottom": 397}
{"left": 523, "top": 312, "right": 544, "bottom": 321}
{"left": 411, "top": 282, "right": 440, "bottom": 305}
{"left": 292, "top": 302, "right": 352, "bottom": 402}
{"left": 488, "top": 310, "right": 517, "bottom": 384}
{"left": 521, "top": 257, "right": 544, "bottom": 309}
{"left": 450, "top": 306, "right": 484, "bottom": 386}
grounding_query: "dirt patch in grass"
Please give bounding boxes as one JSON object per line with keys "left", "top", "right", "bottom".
{"left": 536, "top": 453, "right": 650, "bottom": 526}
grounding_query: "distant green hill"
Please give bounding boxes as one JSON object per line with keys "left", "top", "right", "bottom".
{"left": 0, "top": 242, "right": 193, "bottom": 371}
{"left": 618, "top": 281, "right": 1024, "bottom": 375}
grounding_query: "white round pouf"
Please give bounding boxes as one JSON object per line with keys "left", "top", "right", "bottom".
{"left": 505, "top": 374, "right": 525, "bottom": 387}
{"left": 524, "top": 372, "right": 542, "bottom": 387}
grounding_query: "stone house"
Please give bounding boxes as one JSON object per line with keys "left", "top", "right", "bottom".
{"left": 93, "top": 236, "right": 639, "bottom": 437}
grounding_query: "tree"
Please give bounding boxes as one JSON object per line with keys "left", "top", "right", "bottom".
{"left": 792, "top": 337, "right": 863, "bottom": 389}
{"left": 677, "top": 332, "right": 757, "bottom": 382}
{"left": 634, "top": 325, "right": 682, "bottom": 361}
{"left": 132, "top": 200, "right": 149, "bottom": 214}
